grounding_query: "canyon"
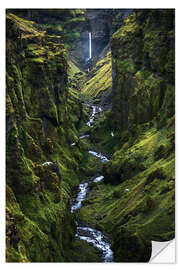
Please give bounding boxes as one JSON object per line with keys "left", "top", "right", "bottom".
{"left": 6, "top": 9, "right": 175, "bottom": 262}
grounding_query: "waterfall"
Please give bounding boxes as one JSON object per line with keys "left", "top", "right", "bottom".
{"left": 89, "top": 32, "right": 92, "bottom": 60}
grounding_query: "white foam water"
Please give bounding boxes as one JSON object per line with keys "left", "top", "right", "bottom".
{"left": 71, "top": 182, "right": 89, "bottom": 212}
{"left": 93, "top": 175, "right": 104, "bottom": 183}
{"left": 76, "top": 227, "right": 113, "bottom": 262}
{"left": 42, "top": 161, "right": 53, "bottom": 166}
{"left": 71, "top": 178, "right": 114, "bottom": 262}
{"left": 88, "top": 150, "right": 109, "bottom": 163}
{"left": 87, "top": 106, "right": 96, "bottom": 127}
{"left": 79, "top": 135, "right": 90, "bottom": 139}
{"left": 89, "top": 32, "right": 92, "bottom": 59}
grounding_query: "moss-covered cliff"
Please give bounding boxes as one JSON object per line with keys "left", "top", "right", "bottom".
{"left": 79, "top": 9, "right": 175, "bottom": 262}
{"left": 111, "top": 10, "right": 174, "bottom": 130}
{"left": 8, "top": 9, "right": 87, "bottom": 63}
{"left": 6, "top": 12, "right": 88, "bottom": 262}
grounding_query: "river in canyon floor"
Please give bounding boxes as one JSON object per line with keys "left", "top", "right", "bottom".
{"left": 71, "top": 105, "right": 114, "bottom": 262}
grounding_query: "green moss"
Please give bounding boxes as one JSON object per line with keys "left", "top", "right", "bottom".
{"left": 112, "top": 13, "right": 139, "bottom": 39}
{"left": 78, "top": 9, "right": 174, "bottom": 262}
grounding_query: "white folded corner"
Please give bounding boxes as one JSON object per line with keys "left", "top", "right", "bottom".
{"left": 150, "top": 239, "right": 175, "bottom": 263}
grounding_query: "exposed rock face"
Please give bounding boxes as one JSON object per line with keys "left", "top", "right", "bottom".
{"left": 82, "top": 9, "right": 112, "bottom": 60}
{"left": 82, "top": 9, "right": 133, "bottom": 65}
{"left": 110, "top": 9, "right": 175, "bottom": 130}
{"left": 6, "top": 12, "right": 85, "bottom": 262}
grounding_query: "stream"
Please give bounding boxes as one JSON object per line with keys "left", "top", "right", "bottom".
{"left": 71, "top": 105, "right": 114, "bottom": 262}
{"left": 86, "top": 105, "right": 102, "bottom": 127}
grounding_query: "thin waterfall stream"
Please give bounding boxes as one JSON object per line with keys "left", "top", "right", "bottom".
{"left": 89, "top": 32, "right": 92, "bottom": 60}
{"left": 71, "top": 104, "right": 114, "bottom": 262}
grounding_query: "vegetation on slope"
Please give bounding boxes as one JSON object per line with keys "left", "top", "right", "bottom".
{"left": 82, "top": 51, "right": 112, "bottom": 104}
{"left": 79, "top": 9, "right": 175, "bottom": 262}
{"left": 80, "top": 117, "right": 175, "bottom": 261}
{"left": 8, "top": 9, "right": 87, "bottom": 60}
{"left": 6, "top": 12, "right": 94, "bottom": 262}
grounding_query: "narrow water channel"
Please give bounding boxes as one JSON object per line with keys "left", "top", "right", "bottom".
{"left": 86, "top": 105, "right": 102, "bottom": 127}
{"left": 71, "top": 105, "right": 114, "bottom": 262}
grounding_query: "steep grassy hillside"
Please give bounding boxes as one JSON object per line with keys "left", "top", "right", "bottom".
{"left": 82, "top": 51, "right": 112, "bottom": 104}
{"left": 80, "top": 118, "right": 175, "bottom": 261}
{"left": 79, "top": 9, "right": 175, "bottom": 262}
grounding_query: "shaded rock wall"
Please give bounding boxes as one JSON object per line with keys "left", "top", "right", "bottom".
{"left": 84, "top": 9, "right": 133, "bottom": 57}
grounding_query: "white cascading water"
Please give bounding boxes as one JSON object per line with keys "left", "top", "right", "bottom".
{"left": 89, "top": 32, "right": 92, "bottom": 60}
{"left": 86, "top": 106, "right": 96, "bottom": 127}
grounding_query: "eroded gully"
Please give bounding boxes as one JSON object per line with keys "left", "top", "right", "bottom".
{"left": 71, "top": 105, "right": 114, "bottom": 262}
